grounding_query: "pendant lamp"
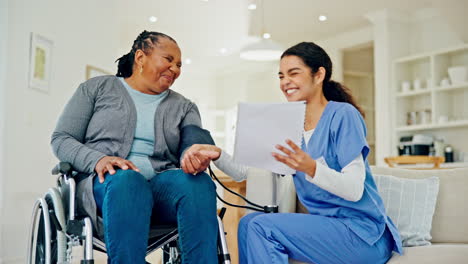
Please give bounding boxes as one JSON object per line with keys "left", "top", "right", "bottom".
{"left": 240, "top": 0, "right": 283, "bottom": 61}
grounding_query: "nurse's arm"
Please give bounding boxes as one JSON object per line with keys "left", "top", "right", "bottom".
{"left": 305, "top": 155, "right": 366, "bottom": 202}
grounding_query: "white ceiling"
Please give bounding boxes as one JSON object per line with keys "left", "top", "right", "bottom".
{"left": 250, "top": 0, "right": 433, "bottom": 46}
{"left": 112, "top": 0, "right": 456, "bottom": 70}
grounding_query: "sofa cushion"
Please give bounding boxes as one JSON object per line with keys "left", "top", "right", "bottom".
{"left": 371, "top": 167, "right": 468, "bottom": 244}
{"left": 386, "top": 243, "right": 468, "bottom": 264}
{"left": 374, "top": 174, "right": 439, "bottom": 246}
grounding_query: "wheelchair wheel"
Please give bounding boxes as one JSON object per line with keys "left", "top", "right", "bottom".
{"left": 28, "top": 196, "right": 58, "bottom": 264}
{"left": 38, "top": 196, "right": 59, "bottom": 264}
{"left": 162, "top": 240, "right": 181, "bottom": 264}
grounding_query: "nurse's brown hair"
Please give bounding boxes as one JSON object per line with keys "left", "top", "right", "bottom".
{"left": 281, "top": 42, "right": 365, "bottom": 117}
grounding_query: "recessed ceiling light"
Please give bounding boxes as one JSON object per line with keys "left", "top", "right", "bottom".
{"left": 248, "top": 4, "right": 257, "bottom": 10}
{"left": 149, "top": 16, "right": 158, "bottom": 23}
{"left": 185, "top": 58, "right": 192, "bottom": 65}
{"left": 262, "top": 33, "right": 271, "bottom": 39}
{"left": 219, "top": 48, "right": 228, "bottom": 54}
{"left": 319, "top": 15, "right": 327, "bottom": 22}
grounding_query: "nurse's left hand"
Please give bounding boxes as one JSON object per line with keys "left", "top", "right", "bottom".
{"left": 272, "top": 139, "right": 317, "bottom": 176}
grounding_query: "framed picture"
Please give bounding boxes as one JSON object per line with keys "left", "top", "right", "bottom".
{"left": 29, "top": 33, "right": 53, "bottom": 93}
{"left": 86, "top": 65, "right": 111, "bottom": 80}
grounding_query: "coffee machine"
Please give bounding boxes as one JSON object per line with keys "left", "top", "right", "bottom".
{"left": 398, "top": 134, "right": 433, "bottom": 156}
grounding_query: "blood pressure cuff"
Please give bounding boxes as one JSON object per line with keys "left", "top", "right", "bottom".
{"left": 178, "top": 125, "right": 216, "bottom": 159}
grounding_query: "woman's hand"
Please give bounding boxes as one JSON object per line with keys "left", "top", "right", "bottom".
{"left": 95, "top": 156, "right": 140, "bottom": 183}
{"left": 272, "top": 139, "right": 316, "bottom": 176}
{"left": 181, "top": 144, "right": 221, "bottom": 175}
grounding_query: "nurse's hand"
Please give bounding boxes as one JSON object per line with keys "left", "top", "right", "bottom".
{"left": 272, "top": 139, "right": 317, "bottom": 176}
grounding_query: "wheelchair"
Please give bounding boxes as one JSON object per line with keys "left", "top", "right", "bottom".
{"left": 27, "top": 162, "right": 231, "bottom": 264}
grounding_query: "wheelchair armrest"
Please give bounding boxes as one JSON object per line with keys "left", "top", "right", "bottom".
{"left": 51, "top": 162, "right": 74, "bottom": 176}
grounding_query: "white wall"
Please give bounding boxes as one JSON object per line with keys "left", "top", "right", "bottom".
{"left": 408, "top": 8, "right": 464, "bottom": 54}
{"left": 216, "top": 61, "right": 283, "bottom": 108}
{"left": 171, "top": 69, "right": 219, "bottom": 135}
{"left": 172, "top": 69, "right": 218, "bottom": 110}
{"left": 0, "top": 0, "right": 9, "bottom": 261}
{"left": 1, "top": 0, "right": 122, "bottom": 262}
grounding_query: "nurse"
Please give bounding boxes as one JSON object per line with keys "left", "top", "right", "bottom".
{"left": 181, "top": 42, "right": 403, "bottom": 264}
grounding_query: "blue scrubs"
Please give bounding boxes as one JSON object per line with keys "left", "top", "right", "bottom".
{"left": 238, "top": 101, "right": 402, "bottom": 264}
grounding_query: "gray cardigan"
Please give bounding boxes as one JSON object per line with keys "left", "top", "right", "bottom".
{"left": 51, "top": 75, "right": 203, "bottom": 237}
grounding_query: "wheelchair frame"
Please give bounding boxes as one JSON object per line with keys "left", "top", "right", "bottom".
{"left": 27, "top": 162, "right": 230, "bottom": 264}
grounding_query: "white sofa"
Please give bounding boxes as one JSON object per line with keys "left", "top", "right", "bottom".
{"left": 245, "top": 166, "right": 468, "bottom": 263}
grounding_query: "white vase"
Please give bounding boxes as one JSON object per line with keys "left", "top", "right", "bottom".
{"left": 448, "top": 66, "right": 467, "bottom": 85}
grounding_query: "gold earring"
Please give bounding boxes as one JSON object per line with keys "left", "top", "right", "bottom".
{"left": 140, "top": 66, "right": 143, "bottom": 74}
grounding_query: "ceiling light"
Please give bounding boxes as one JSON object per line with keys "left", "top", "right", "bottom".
{"left": 240, "top": 0, "right": 283, "bottom": 61}
{"left": 319, "top": 15, "right": 327, "bottom": 21}
{"left": 248, "top": 4, "right": 257, "bottom": 10}
{"left": 149, "top": 16, "right": 158, "bottom": 23}
{"left": 185, "top": 58, "right": 192, "bottom": 65}
{"left": 240, "top": 39, "right": 283, "bottom": 61}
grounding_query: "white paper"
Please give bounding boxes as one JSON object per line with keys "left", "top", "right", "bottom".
{"left": 233, "top": 101, "right": 306, "bottom": 175}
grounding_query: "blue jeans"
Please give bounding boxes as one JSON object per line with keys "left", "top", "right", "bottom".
{"left": 238, "top": 212, "right": 393, "bottom": 264}
{"left": 93, "top": 169, "right": 218, "bottom": 264}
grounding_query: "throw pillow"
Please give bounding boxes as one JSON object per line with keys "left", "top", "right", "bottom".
{"left": 373, "top": 174, "right": 440, "bottom": 247}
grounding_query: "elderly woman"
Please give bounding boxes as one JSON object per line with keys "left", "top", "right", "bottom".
{"left": 51, "top": 31, "right": 218, "bottom": 263}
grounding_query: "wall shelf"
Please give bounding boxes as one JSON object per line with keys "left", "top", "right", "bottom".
{"left": 393, "top": 44, "right": 468, "bottom": 158}
{"left": 434, "top": 82, "right": 468, "bottom": 92}
{"left": 396, "top": 89, "right": 432, "bottom": 97}
{"left": 396, "top": 120, "right": 468, "bottom": 132}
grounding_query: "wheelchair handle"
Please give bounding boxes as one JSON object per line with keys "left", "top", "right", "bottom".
{"left": 52, "top": 162, "right": 74, "bottom": 175}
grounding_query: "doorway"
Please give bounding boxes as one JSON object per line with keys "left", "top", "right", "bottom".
{"left": 343, "top": 44, "right": 376, "bottom": 165}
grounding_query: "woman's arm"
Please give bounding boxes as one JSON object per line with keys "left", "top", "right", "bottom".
{"left": 51, "top": 83, "right": 106, "bottom": 174}
{"left": 178, "top": 103, "right": 217, "bottom": 174}
{"left": 272, "top": 140, "right": 365, "bottom": 202}
{"left": 180, "top": 143, "right": 248, "bottom": 181}
{"left": 52, "top": 82, "right": 140, "bottom": 181}
{"left": 213, "top": 151, "right": 248, "bottom": 182}
{"left": 305, "top": 154, "right": 365, "bottom": 202}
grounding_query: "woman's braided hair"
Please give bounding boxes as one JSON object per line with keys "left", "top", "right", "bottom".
{"left": 115, "top": 30, "right": 177, "bottom": 77}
